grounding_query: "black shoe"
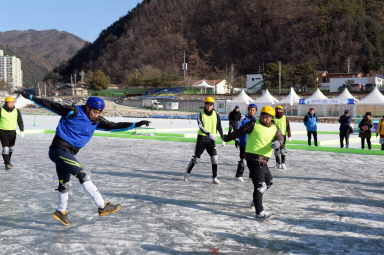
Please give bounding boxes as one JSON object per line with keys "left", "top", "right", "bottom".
{"left": 98, "top": 202, "right": 121, "bottom": 216}
{"left": 52, "top": 210, "right": 71, "bottom": 226}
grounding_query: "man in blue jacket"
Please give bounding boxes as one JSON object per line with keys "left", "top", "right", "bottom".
{"left": 235, "top": 103, "right": 257, "bottom": 182}
{"left": 19, "top": 91, "right": 150, "bottom": 225}
{"left": 303, "top": 108, "right": 318, "bottom": 146}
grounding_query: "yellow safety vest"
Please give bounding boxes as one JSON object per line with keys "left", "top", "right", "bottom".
{"left": 378, "top": 119, "right": 384, "bottom": 135}
{"left": 273, "top": 115, "right": 287, "bottom": 135}
{"left": 198, "top": 110, "right": 217, "bottom": 136}
{"left": 245, "top": 119, "right": 277, "bottom": 158}
{"left": 0, "top": 107, "right": 18, "bottom": 130}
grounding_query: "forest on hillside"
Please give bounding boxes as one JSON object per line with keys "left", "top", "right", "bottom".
{"left": 49, "top": 0, "right": 384, "bottom": 89}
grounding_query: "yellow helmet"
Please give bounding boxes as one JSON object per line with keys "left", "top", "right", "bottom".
{"left": 205, "top": 97, "right": 215, "bottom": 103}
{"left": 275, "top": 105, "right": 284, "bottom": 111}
{"left": 261, "top": 106, "right": 276, "bottom": 117}
{"left": 5, "top": 96, "right": 15, "bottom": 103}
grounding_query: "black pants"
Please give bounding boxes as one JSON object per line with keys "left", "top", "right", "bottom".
{"left": 228, "top": 122, "right": 239, "bottom": 135}
{"left": 49, "top": 147, "right": 84, "bottom": 184}
{"left": 0, "top": 129, "right": 16, "bottom": 165}
{"left": 340, "top": 132, "right": 350, "bottom": 148}
{"left": 361, "top": 138, "right": 371, "bottom": 149}
{"left": 235, "top": 145, "right": 246, "bottom": 177}
{"left": 307, "top": 131, "right": 318, "bottom": 146}
{"left": 187, "top": 136, "right": 218, "bottom": 178}
{"left": 247, "top": 159, "right": 273, "bottom": 214}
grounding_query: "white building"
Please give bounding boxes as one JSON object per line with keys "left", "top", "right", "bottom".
{"left": 0, "top": 49, "right": 23, "bottom": 89}
{"left": 328, "top": 76, "right": 383, "bottom": 92}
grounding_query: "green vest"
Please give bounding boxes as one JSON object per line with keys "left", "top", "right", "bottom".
{"left": 198, "top": 110, "right": 217, "bottom": 136}
{"left": 245, "top": 119, "right": 277, "bottom": 158}
{"left": 273, "top": 115, "right": 287, "bottom": 135}
{"left": 0, "top": 107, "right": 18, "bottom": 130}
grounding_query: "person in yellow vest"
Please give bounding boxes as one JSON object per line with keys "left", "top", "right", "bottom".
{"left": 184, "top": 97, "right": 224, "bottom": 184}
{"left": 376, "top": 115, "right": 384, "bottom": 150}
{"left": 223, "top": 106, "right": 283, "bottom": 219}
{"left": 273, "top": 105, "right": 291, "bottom": 169}
{"left": 0, "top": 96, "right": 24, "bottom": 170}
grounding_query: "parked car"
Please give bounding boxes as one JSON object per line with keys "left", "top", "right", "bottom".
{"left": 349, "top": 83, "right": 365, "bottom": 92}
{"left": 365, "top": 83, "right": 376, "bottom": 92}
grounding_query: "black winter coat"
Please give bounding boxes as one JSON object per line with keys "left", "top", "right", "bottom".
{"left": 358, "top": 118, "right": 373, "bottom": 139}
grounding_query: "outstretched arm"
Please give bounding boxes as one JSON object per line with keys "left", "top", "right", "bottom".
{"left": 97, "top": 117, "right": 150, "bottom": 131}
{"left": 216, "top": 112, "right": 224, "bottom": 138}
{"left": 17, "top": 109, "right": 24, "bottom": 132}
{"left": 224, "top": 119, "right": 255, "bottom": 142}
{"left": 19, "top": 91, "right": 76, "bottom": 117}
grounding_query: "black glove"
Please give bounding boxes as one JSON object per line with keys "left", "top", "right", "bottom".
{"left": 15, "top": 89, "right": 30, "bottom": 99}
{"left": 223, "top": 134, "right": 230, "bottom": 142}
{"left": 235, "top": 140, "right": 240, "bottom": 148}
{"left": 136, "top": 120, "right": 151, "bottom": 127}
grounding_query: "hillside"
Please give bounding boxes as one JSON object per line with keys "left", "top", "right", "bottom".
{"left": 53, "top": 0, "right": 384, "bottom": 85}
{"left": 0, "top": 29, "right": 87, "bottom": 86}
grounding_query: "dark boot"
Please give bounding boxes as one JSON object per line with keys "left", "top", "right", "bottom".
{"left": 235, "top": 161, "right": 245, "bottom": 178}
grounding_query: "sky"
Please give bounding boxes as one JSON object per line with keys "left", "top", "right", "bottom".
{"left": 0, "top": 0, "right": 143, "bottom": 42}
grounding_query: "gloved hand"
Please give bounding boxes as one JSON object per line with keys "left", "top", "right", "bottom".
{"left": 136, "top": 120, "right": 151, "bottom": 127}
{"left": 288, "top": 137, "right": 292, "bottom": 142}
{"left": 20, "top": 131, "right": 24, "bottom": 137}
{"left": 235, "top": 140, "right": 240, "bottom": 148}
{"left": 209, "top": 134, "right": 217, "bottom": 141}
{"left": 15, "top": 89, "right": 30, "bottom": 99}
{"left": 271, "top": 140, "right": 281, "bottom": 149}
{"left": 222, "top": 141, "right": 226, "bottom": 148}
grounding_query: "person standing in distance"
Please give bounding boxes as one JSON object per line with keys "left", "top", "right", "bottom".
{"left": 19, "top": 91, "right": 150, "bottom": 225}
{"left": 338, "top": 109, "right": 352, "bottom": 148}
{"left": 184, "top": 97, "right": 224, "bottom": 184}
{"left": 228, "top": 105, "right": 241, "bottom": 134}
{"left": 272, "top": 105, "right": 291, "bottom": 169}
{"left": 303, "top": 108, "right": 318, "bottom": 146}
{"left": 234, "top": 103, "right": 257, "bottom": 182}
{"left": 0, "top": 96, "right": 24, "bottom": 170}
{"left": 376, "top": 115, "right": 384, "bottom": 150}
{"left": 359, "top": 112, "right": 373, "bottom": 150}
{"left": 224, "top": 106, "right": 284, "bottom": 219}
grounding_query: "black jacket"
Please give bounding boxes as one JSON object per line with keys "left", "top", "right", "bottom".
{"left": 228, "top": 110, "right": 241, "bottom": 124}
{"left": 338, "top": 114, "right": 352, "bottom": 133}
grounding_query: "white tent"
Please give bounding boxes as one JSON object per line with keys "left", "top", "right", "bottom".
{"left": 357, "top": 86, "right": 384, "bottom": 105}
{"left": 254, "top": 89, "right": 278, "bottom": 104}
{"left": 335, "top": 88, "right": 358, "bottom": 103}
{"left": 226, "top": 90, "right": 255, "bottom": 114}
{"left": 192, "top": 80, "right": 214, "bottom": 94}
{"left": 306, "top": 88, "right": 328, "bottom": 102}
{"left": 277, "top": 87, "right": 301, "bottom": 105}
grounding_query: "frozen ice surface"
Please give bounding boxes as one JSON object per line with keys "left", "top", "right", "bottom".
{"left": 0, "top": 126, "right": 383, "bottom": 254}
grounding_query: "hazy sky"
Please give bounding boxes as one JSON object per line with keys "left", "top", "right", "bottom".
{"left": 0, "top": 0, "right": 143, "bottom": 42}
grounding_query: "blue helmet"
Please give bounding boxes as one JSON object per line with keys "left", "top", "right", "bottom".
{"left": 248, "top": 103, "right": 257, "bottom": 111}
{"left": 86, "top": 97, "right": 105, "bottom": 110}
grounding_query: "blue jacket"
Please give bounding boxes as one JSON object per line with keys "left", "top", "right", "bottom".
{"left": 304, "top": 113, "right": 318, "bottom": 132}
{"left": 238, "top": 115, "right": 256, "bottom": 146}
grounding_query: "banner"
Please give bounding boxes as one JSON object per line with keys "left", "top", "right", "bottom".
{"left": 299, "top": 98, "right": 355, "bottom": 105}
{"left": 141, "top": 87, "right": 182, "bottom": 99}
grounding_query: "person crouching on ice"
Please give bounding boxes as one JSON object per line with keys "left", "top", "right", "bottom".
{"left": 224, "top": 106, "right": 283, "bottom": 220}
{"left": 19, "top": 91, "right": 150, "bottom": 225}
{"left": 184, "top": 97, "right": 225, "bottom": 184}
{"left": 0, "top": 96, "right": 24, "bottom": 170}
{"left": 272, "top": 105, "right": 291, "bottom": 169}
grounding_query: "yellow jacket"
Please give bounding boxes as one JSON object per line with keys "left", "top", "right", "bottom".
{"left": 377, "top": 118, "right": 384, "bottom": 135}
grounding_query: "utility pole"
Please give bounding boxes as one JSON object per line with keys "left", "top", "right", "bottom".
{"left": 347, "top": 57, "right": 350, "bottom": 74}
{"left": 74, "top": 73, "right": 77, "bottom": 96}
{"left": 278, "top": 61, "right": 281, "bottom": 94}
{"left": 182, "top": 51, "right": 187, "bottom": 87}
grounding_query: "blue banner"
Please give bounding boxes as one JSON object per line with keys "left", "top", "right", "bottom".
{"left": 141, "top": 88, "right": 182, "bottom": 99}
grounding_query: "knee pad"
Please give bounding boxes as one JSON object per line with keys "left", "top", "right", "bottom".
{"left": 274, "top": 149, "right": 280, "bottom": 157}
{"left": 192, "top": 156, "right": 199, "bottom": 165}
{"left": 57, "top": 182, "right": 71, "bottom": 193}
{"left": 281, "top": 149, "right": 287, "bottom": 155}
{"left": 9, "top": 146, "right": 14, "bottom": 153}
{"left": 211, "top": 155, "right": 218, "bottom": 164}
{"left": 2, "top": 147, "right": 9, "bottom": 155}
{"left": 257, "top": 182, "right": 267, "bottom": 194}
{"left": 76, "top": 170, "right": 91, "bottom": 184}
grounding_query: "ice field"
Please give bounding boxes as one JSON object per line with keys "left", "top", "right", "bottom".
{"left": 0, "top": 115, "right": 383, "bottom": 254}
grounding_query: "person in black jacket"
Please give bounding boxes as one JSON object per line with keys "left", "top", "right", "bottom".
{"left": 228, "top": 106, "right": 241, "bottom": 134}
{"left": 338, "top": 109, "right": 352, "bottom": 148}
{"left": 0, "top": 96, "right": 24, "bottom": 170}
{"left": 19, "top": 91, "right": 150, "bottom": 225}
{"left": 359, "top": 112, "right": 373, "bottom": 149}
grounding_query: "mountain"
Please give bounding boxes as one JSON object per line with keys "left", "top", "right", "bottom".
{"left": 0, "top": 29, "right": 87, "bottom": 86}
{"left": 53, "top": 0, "right": 384, "bottom": 85}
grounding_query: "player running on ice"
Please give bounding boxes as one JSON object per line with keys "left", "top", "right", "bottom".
{"left": 184, "top": 97, "right": 224, "bottom": 184}
{"left": 224, "top": 106, "right": 283, "bottom": 219}
{"left": 272, "top": 105, "right": 291, "bottom": 169}
{"left": 234, "top": 103, "right": 257, "bottom": 182}
{"left": 19, "top": 91, "right": 150, "bottom": 225}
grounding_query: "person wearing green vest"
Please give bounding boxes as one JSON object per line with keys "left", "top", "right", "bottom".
{"left": 0, "top": 96, "right": 24, "bottom": 170}
{"left": 224, "top": 106, "right": 283, "bottom": 219}
{"left": 184, "top": 96, "right": 224, "bottom": 184}
{"left": 273, "top": 105, "right": 291, "bottom": 169}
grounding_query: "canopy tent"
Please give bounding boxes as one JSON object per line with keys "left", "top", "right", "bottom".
{"left": 254, "top": 89, "right": 278, "bottom": 104}
{"left": 335, "top": 88, "right": 358, "bottom": 103}
{"left": 277, "top": 87, "right": 301, "bottom": 116}
{"left": 306, "top": 88, "right": 328, "bottom": 102}
{"left": 355, "top": 86, "right": 384, "bottom": 117}
{"left": 192, "top": 80, "right": 214, "bottom": 94}
{"left": 357, "top": 86, "right": 384, "bottom": 105}
{"left": 226, "top": 89, "right": 255, "bottom": 114}
{"left": 277, "top": 87, "right": 301, "bottom": 105}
